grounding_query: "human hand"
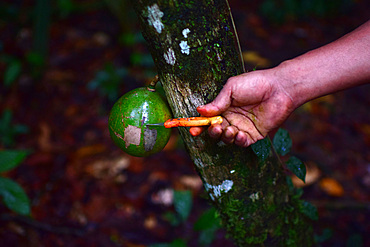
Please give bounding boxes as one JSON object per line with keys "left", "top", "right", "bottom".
{"left": 189, "top": 69, "right": 295, "bottom": 147}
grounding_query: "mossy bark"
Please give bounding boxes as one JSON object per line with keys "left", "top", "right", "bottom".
{"left": 131, "top": 0, "right": 314, "bottom": 246}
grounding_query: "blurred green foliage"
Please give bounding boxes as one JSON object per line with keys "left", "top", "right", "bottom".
{"left": 0, "top": 109, "right": 29, "bottom": 148}
{"left": 150, "top": 239, "right": 187, "bottom": 247}
{"left": 260, "top": 0, "right": 355, "bottom": 23}
{"left": 155, "top": 190, "right": 222, "bottom": 247}
{"left": 0, "top": 150, "right": 31, "bottom": 215}
{"left": 87, "top": 63, "right": 128, "bottom": 102}
{"left": 1, "top": 56, "right": 22, "bottom": 88}
{"left": 163, "top": 190, "right": 193, "bottom": 226}
{"left": 314, "top": 228, "right": 333, "bottom": 245}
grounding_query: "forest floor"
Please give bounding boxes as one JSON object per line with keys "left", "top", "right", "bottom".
{"left": 0, "top": 0, "right": 369, "bottom": 246}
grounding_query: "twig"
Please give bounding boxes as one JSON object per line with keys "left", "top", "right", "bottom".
{"left": 0, "top": 213, "right": 86, "bottom": 236}
{"left": 310, "top": 200, "right": 370, "bottom": 210}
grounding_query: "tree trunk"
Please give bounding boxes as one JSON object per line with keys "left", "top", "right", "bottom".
{"left": 131, "top": 0, "right": 313, "bottom": 246}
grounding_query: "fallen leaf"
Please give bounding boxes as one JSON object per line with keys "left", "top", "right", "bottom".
{"left": 7, "top": 222, "right": 26, "bottom": 235}
{"left": 83, "top": 195, "right": 110, "bottom": 222}
{"left": 319, "top": 177, "right": 344, "bottom": 197}
{"left": 242, "top": 51, "right": 270, "bottom": 68}
{"left": 92, "top": 32, "right": 110, "bottom": 46}
{"left": 38, "top": 122, "right": 52, "bottom": 152}
{"left": 301, "top": 95, "right": 335, "bottom": 115}
{"left": 69, "top": 202, "right": 88, "bottom": 225}
{"left": 178, "top": 175, "right": 203, "bottom": 191}
{"left": 73, "top": 144, "right": 106, "bottom": 159}
{"left": 85, "top": 156, "right": 129, "bottom": 180}
{"left": 144, "top": 215, "right": 157, "bottom": 230}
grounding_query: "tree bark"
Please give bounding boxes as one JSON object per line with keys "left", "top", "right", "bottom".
{"left": 131, "top": 0, "right": 313, "bottom": 246}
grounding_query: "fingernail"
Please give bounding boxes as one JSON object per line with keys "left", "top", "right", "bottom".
{"left": 225, "top": 129, "right": 232, "bottom": 138}
{"left": 235, "top": 134, "right": 242, "bottom": 142}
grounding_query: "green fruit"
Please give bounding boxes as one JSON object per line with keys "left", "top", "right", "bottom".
{"left": 108, "top": 87, "right": 172, "bottom": 157}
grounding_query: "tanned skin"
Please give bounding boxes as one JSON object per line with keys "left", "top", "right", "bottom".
{"left": 190, "top": 20, "right": 370, "bottom": 147}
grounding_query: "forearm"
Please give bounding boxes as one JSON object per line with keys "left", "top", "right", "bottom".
{"left": 275, "top": 20, "right": 370, "bottom": 109}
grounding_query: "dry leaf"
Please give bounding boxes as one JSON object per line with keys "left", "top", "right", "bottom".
{"left": 85, "top": 156, "right": 129, "bottom": 180}
{"left": 242, "top": 51, "right": 270, "bottom": 68}
{"left": 319, "top": 177, "right": 344, "bottom": 197}
{"left": 144, "top": 215, "right": 157, "bottom": 230}
{"left": 179, "top": 175, "right": 203, "bottom": 190}
{"left": 74, "top": 144, "right": 106, "bottom": 158}
{"left": 38, "top": 122, "right": 52, "bottom": 152}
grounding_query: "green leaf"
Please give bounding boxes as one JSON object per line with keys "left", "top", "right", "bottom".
{"left": 198, "top": 227, "right": 218, "bottom": 246}
{"left": 300, "top": 200, "right": 318, "bottom": 221}
{"left": 163, "top": 211, "right": 181, "bottom": 226}
{"left": 0, "top": 109, "right": 29, "bottom": 147}
{"left": 273, "top": 128, "right": 292, "bottom": 156}
{"left": 251, "top": 138, "right": 271, "bottom": 162}
{"left": 346, "top": 233, "right": 363, "bottom": 247}
{"left": 194, "top": 208, "right": 221, "bottom": 246}
{"left": 314, "top": 228, "right": 333, "bottom": 243}
{"left": 13, "top": 124, "right": 29, "bottom": 134}
{"left": 286, "top": 156, "right": 306, "bottom": 183}
{"left": 286, "top": 176, "right": 294, "bottom": 192}
{"left": 0, "top": 177, "right": 31, "bottom": 215}
{"left": 0, "top": 109, "right": 12, "bottom": 129}
{"left": 26, "top": 51, "right": 45, "bottom": 68}
{"left": 170, "top": 239, "right": 187, "bottom": 247}
{"left": 173, "top": 190, "right": 192, "bottom": 222}
{"left": 4, "top": 60, "right": 21, "bottom": 87}
{"left": 150, "top": 239, "right": 187, "bottom": 247}
{"left": 0, "top": 150, "right": 29, "bottom": 172}
{"left": 194, "top": 207, "right": 221, "bottom": 231}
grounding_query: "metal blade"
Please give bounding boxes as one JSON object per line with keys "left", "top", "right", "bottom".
{"left": 146, "top": 123, "right": 164, "bottom": 127}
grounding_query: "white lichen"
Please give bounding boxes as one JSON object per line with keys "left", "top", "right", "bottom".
{"left": 179, "top": 40, "right": 190, "bottom": 55}
{"left": 216, "top": 52, "right": 222, "bottom": 61}
{"left": 164, "top": 48, "right": 176, "bottom": 65}
{"left": 249, "top": 192, "right": 260, "bottom": 202}
{"left": 147, "top": 4, "right": 164, "bottom": 33}
{"left": 182, "top": 28, "right": 190, "bottom": 38}
{"left": 205, "top": 180, "right": 234, "bottom": 200}
{"left": 193, "top": 157, "right": 204, "bottom": 168}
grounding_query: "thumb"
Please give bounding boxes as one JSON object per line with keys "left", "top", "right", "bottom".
{"left": 197, "top": 85, "right": 232, "bottom": 117}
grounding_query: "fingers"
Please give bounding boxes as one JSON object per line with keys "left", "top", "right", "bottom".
{"left": 208, "top": 123, "right": 223, "bottom": 139}
{"left": 197, "top": 85, "right": 232, "bottom": 117}
{"left": 190, "top": 122, "right": 259, "bottom": 147}
{"left": 234, "top": 131, "right": 250, "bottom": 147}
{"left": 208, "top": 125, "right": 253, "bottom": 147}
{"left": 188, "top": 123, "right": 224, "bottom": 139}
{"left": 189, "top": 126, "right": 205, "bottom": 136}
{"left": 221, "top": 126, "right": 239, "bottom": 144}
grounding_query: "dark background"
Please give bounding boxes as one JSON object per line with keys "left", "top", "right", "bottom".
{"left": 0, "top": 0, "right": 369, "bottom": 246}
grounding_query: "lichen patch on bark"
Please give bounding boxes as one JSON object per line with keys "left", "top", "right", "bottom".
{"left": 147, "top": 4, "right": 164, "bottom": 33}
{"left": 164, "top": 48, "right": 176, "bottom": 65}
{"left": 123, "top": 125, "right": 141, "bottom": 148}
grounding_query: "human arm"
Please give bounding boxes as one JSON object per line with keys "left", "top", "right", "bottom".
{"left": 190, "top": 20, "right": 370, "bottom": 147}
